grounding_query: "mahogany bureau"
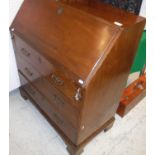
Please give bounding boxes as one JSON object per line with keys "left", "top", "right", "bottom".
{"left": 10, "top": 0, "right": 145, "bottom": 154}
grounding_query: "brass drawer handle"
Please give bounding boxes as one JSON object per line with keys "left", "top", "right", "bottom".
{"left": 38, "top": 57, "right": 42, "bottom": 64}
{"left": 21, "top": 48, "right": 30, "bottom": 57}
{"left": 28, "top": 86, "right": 35, "bottom": 95}
{"left": 24, "top": 67, "right": 33, "bottom": 77}
{"left": 53, "top": 94, "right": 64, "bottom": 107}
{"left": 53, "top": 113, "right": 64, "bottom": 125}
{"left": 75, "top": 88, "right": 82, "bottom": 101}
{"left": 51, "top": 74, "right": 64, "bottom": 86}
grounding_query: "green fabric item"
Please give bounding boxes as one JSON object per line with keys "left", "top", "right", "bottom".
{"left": 130, "top": 30, "right": 146, "bottom": 73}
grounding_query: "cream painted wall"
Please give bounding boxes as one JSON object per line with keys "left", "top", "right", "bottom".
{"left": 140, "top": 0, "right": 146, "bottom": 17}
{"left": 9, "top": 0, "right": 24, "bottom": 92}
{"left": 9, "top": 0, "right": 146, "bottom": 92}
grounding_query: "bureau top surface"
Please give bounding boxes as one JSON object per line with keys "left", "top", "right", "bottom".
{"left": 11, "top": 0, "right": 144, "bottom": 81}
{"left": 63, "top": 0, "right": 145, "bottom": 27}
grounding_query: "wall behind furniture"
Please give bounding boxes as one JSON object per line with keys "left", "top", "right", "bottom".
{"left": 9, "top": 0, "right": 24, "bottom": 92}
{"left": 140, "top": 0, "right": 146, "bottom": 17}
{"left": 9, "top": 0, "right": 146, "bottom": 92}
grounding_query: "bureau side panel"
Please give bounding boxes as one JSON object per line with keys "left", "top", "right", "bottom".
{"left": 77, "top": 20, "right": 146, "bottom": 144}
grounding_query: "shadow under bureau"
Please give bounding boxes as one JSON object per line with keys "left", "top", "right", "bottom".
{"left": 10, "top": 0, "right": 145, "bottom": 154}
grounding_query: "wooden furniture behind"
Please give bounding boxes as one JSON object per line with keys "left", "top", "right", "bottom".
{"left": 10, "top": 0, "right": 145, "bottom": 154}
{"left": 117, "top": 73, "right": 146, "bottom": 117}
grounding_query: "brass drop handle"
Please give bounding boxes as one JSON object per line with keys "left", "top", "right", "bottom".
{"left": 74, "top": 88, "right": 82, "bottom": 101}
{"left": 51, "top": 74, "right": 64, "bottom": 86}
{"left": 25, "top": 67, "right": 33, "bottom": 77}
{"left": 21, "top": 48, "right": 30, "bottom": 57}
{"left": 38, "top": 57, "right": 42, "bottom": 64}
{"left": 29, "top": 86, "right": 35, "bottom": 95}
{"left": 53, "top": 94, "right": 64, "bottom": 107}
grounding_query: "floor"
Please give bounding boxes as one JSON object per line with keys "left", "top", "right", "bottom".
{"left": 9, "top": 74, "right": 146, "bottom": 155}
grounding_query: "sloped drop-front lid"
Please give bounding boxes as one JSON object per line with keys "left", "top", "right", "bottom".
{"left": 11, "top": 0, "right": 119, "bottom": 81}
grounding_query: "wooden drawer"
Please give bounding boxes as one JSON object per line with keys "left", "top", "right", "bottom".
{"left": 16, "top": 54, "right": 82, "bottom": 110}
{"left": 14, "top": 34, "right": 84, "bottom": 105}
{"left": 17, "top": 55, "right": 40, "bottom": 82}
{"left": 19, "top": 73, "right": 78, "bottom": 143}
{"left": 32, "top": 77, "right": 80, "bottom": 128}
{"left": 17, "top": 57, "right": 80, "bottom": 128}
{"left": 14, "top": 34, "right": 52, "bottom": 76}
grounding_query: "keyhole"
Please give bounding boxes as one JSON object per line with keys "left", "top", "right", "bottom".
{"left": 57, "top": 7, "right": 64, "bottom": 15}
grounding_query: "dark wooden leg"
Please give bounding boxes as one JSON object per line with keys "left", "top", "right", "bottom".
{"left": 66, "top": 117, "right": 115, "bottom": 155}
{"left": 19, "top": 87, "right": 28, "bottom": 100}
{"left": 67, "top": 145, "right": 84, "bottom": 155}
{"left": 104, "top": 117, "right": 115, "bottom": 132}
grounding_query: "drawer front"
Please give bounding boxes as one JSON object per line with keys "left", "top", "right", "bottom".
{"left": 14, "top": 34, "right": 52, "bottom": 76}
{"left": 33, "top": 77, "right": 80, "bottom": 128}
{"left": 17, "top": 58, "right": 80, "bottom": 128}
{"left": 14, "top": 34, "right": 84, "bottom": 106}
{"left": 17, "top": 55, "right": 40, "bottom": 82}
{"left": 19, "top": 73, "right": 77, "bottom": 143}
